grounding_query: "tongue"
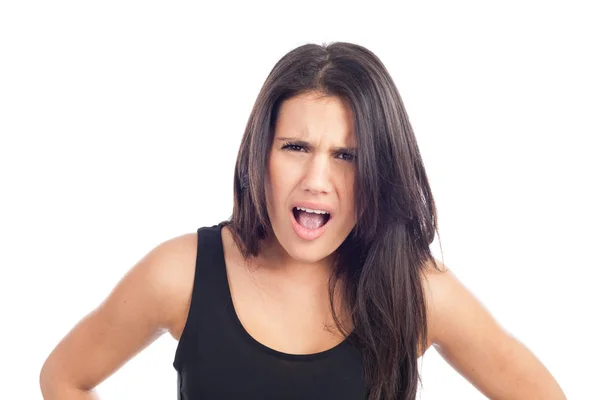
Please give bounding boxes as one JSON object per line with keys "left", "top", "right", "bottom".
{"left": 297, "top": 210, "right": 326, "bottom": 230}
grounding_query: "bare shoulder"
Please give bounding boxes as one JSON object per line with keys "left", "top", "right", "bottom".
{"left": 417, "top": 259, "right": 566, "bottom": 398}
{"left": 418, "top": 257, "right": 449, "bottom": 355}
{"left": 142, "top": 231, "right": 199, "bottom": 339}
{"left": 103, "top": 230, "right": 199, "bottom": 337}
{"left": 40, "top": 231, "right": 198, "bottom": 394}
{"left": 419, "top": 258, "right": 491, "bottom": 348}
{"left": 420, "top": 257, "right": 476, "bottom": 349}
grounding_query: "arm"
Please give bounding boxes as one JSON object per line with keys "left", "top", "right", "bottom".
{"left": 39, "top": 232, "right": 198, "bottom": 399}
{"left": 422, "top": 261, "right": 566, "bottom": 399}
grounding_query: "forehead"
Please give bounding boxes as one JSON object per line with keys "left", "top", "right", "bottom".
{"left": 274, "top": 92, "right": 356, "bottom": 144}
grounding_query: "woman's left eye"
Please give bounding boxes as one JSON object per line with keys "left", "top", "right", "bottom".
{"left": 337, "top": 152, "right": 355, "bottom": 162}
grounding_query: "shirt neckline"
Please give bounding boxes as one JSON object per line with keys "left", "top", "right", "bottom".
{"left": 214, "top": 223, "right": 354, "bottom": 362}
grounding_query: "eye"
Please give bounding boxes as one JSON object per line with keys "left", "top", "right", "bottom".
{"left": 337, "top": 152, "right": 356, "bottom": 162}
{"left": 281, "top": 142, "right": 306, "bottom": 152}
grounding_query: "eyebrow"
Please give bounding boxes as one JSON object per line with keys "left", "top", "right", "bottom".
{"left": 275, "top": 137, "right": 357, "bottom": 153}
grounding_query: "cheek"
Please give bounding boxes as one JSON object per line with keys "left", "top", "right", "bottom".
{"left": 342, "top": 173, "right": 357, "bottom": 219}
{"left": 269, "top": 156, "right": 298, "bottom": 192}
{"left": 266, "top": 157, "right": 290, "bottom": 209}
{"left": 341, "top": 169, "right": 355, "bottom": 195}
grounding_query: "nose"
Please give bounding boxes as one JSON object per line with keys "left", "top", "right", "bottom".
{"left": 300, "top": 153, "right": 332, "bottom": 195}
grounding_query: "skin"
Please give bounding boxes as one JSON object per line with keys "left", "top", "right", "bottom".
{"left": 223, "top": 91, "right": 360, "bottom": 351}
{"left": 421, "top": 263, "right": 567, "bottom": 399}
{"left": 39, "top": 91, "right": 566, "bottom": 399}
{"left": 263, "top": 91, "right": 358, "bottom": 269}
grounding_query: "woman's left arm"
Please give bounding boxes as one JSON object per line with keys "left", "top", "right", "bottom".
{"left": 422, "top": 261, "right": 567, "bottom": 399}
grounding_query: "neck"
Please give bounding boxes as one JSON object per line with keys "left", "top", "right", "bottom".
{"left": 256, "top": 229, "right": 335, "bottom": 285}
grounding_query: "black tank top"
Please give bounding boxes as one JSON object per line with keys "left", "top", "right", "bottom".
{"left": 172, "top": 224, "right": 367, "bottom": 399}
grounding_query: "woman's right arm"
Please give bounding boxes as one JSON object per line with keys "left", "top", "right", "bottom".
{"left": 39, "top": 232, "right": 198, "bottom": 399}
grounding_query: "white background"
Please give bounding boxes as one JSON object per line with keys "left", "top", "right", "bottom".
{"left": 1, "top": 1, "right": 598, "bottom": 399}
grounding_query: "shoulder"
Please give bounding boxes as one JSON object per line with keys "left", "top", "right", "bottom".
{"left": 420, "top": 257, "right": 451, "bottom": 306}
{"left": 421, "top": 258, "right": 478, "bottom": 345}
{"left": 39, "top": 231, "right": 199, "bottom": 392}
{"left": 419, "top": 257, "right": 502, "bottom": 351}
{"left": 128, "top": 231, "right": 199, "bottom": 340}
{"left": 418, "top": 257, "right": 450, "bottom": 355}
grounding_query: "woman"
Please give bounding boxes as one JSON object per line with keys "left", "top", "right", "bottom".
{"left": 40, "top": 42, "right": 566, "bottom": 399}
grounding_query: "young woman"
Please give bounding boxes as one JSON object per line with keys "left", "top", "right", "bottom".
{"left": 40, "top": 42, "right": 566, "bottom": 399}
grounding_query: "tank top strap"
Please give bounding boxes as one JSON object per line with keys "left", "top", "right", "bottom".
{"left": 173, "top": 223, "right": 228, "bottom": 371}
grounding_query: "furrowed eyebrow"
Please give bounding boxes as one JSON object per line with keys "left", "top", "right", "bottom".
{"left": 276, "top": 137, "right": 357, "bottom": 153}
{"left": 332, "top": 145, "right": 357, "bottom": 154}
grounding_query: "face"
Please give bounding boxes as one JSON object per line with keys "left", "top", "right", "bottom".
{"left": 264, "top": 91, "right": 357, "bottom": 265}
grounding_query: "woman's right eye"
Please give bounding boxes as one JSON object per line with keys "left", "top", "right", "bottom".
{"left": 282, "top": 143, "right": 305, "bottom": 152}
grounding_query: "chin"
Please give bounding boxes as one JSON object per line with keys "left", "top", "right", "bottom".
{"left": 289, "top": 245, "right": 334, "bottom": 264}
{"left": 280, "top": 229, "right": 342, "bottom": 264}
{"left": 283, "top": 249, "right": 334, "bottom": 266}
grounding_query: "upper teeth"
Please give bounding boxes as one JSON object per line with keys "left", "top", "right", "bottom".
{"left": 295, "top": 206, "right": 329, "bottom": 215}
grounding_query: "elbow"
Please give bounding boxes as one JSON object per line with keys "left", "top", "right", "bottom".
{"left": 40, "top": 359, "right": 59, "bottom": 398}
{"left": 39, "top": 358, "right": 70, "bottom": 399}
{"left": 39, "top": 360, "right": 99, "bottom": 400}
{"left": 39, "top": 359, "right": 51, "bottom": 396}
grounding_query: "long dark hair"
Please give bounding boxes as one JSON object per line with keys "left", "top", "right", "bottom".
{"left": 221, "top": 41, "right": 444, "bottom": 400}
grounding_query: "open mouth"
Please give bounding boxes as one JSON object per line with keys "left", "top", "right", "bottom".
{"left": 292, "top": 206, "right": 331, "bottom": 230}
